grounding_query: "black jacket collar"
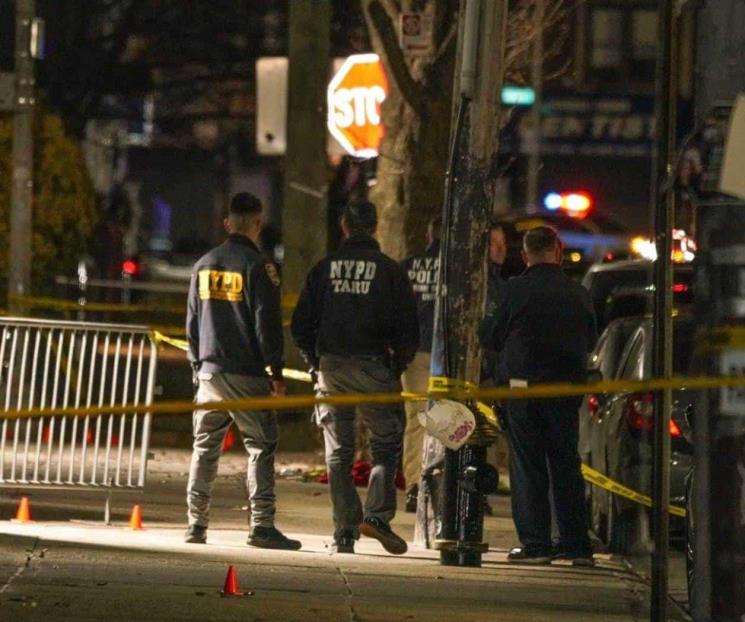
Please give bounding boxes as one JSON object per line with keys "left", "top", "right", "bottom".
{"left": 523, "top": 262, "right": 563, "bottom": 276}
{"left": 341, "top": 234, "right": 380, "bottom": 251}
{"left": 227, "top": 233, "right": 260, "bottom": 253}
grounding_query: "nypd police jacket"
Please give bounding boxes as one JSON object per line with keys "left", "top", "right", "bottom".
{"left": 291, "top": 234, "right": 419, "bottom": 371}
{"left": 187, "top": 234, "right": 284, "bottom": 380}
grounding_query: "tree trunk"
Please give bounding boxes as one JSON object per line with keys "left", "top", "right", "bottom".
{"left": 363, "top": 0, "right": 458, "bottom": 259}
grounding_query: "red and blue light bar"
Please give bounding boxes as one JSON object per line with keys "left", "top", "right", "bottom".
{"left": 544, "top": 191, "right": 593, "bottom": 218}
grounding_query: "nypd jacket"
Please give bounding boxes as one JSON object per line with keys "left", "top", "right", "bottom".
{"left": 480, "top": 263, "right": 597, "bottom": 384}
{"left": 291, "top": 234, "right": 419, "bottom": 370}
{"left": 401, "top": 240, "right": 440, "bottom": 353}
{"left": 186, "top": 234, "right": 284, "bottom": 379}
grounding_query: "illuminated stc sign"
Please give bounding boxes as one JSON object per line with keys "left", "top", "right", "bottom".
{"left": 327, "top": 54, "right": 388, "bottom": 158}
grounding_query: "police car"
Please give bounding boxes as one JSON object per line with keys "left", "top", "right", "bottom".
{"left": 496, "top": 192, "right": 633, "bottom": 278}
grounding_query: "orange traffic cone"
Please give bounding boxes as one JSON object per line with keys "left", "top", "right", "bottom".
{"left": 128, "top": 504, "right": 144, "bottom": 530}
{"left": 14, "top": 496, "right": 32, "bottom": 523}
{"left": 222, "top": 565, "right": 240, "bottom": 595}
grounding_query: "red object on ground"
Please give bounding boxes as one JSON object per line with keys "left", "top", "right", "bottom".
{"left": 222, "top": 565, "right": 240, "bottom": 595}
{"left": 14, "top": 496, "right": 32, "bottom": 523}
{"left": 317, "top": 462, "right": 406, "bottom": 490}
{"left": 352, "top": 461, "right": 371, "bottom": 486}
{"left": 128, "top": 504, "right": 144, "bottom": 530}
{"left": 222, "top": 427, "right": 236, "bottom": 452}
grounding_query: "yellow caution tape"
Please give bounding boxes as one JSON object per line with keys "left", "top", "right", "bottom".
{"left": 428, "top": 376, "right": 477, "bottom": 394}
{"left": 150, "top": 331, "right": 313, "bottom": 383}
{"left": 151, "top": 330, "right": 189, "bottom": 351}
{"left": 9, "top": 294, "right": 184, "bottom": 315}
{"left": 6, "top": 373, "right": 745, "bottom": 420}
{"left": 581, "top": 464, "right": 686, "bottom": 518}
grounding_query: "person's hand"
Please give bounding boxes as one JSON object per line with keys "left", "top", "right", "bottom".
{"left": 271, "top": 379, "right": 287, "bottom": 397}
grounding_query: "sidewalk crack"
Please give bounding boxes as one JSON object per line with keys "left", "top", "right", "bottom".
{"left": 0, "top": 537, "right": 43, "bottom": 595}
{"left": 334, "top": 564, "right": 360, "bottom": 622}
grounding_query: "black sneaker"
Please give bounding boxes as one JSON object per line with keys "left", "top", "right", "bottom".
{"left": 247, "top": 526, "right": 302, "bottom": 551}
{"left": 552, "top": 549, "right": 595, "bottom": 567}
{"left": 405, "top": 485, "right": 418, "bottom": 513}
{"left": 507, "top": 546, "right": 551, "bottom": 565}
{"left": 331, "top": 533, "right": 356, "bottom": 554}
{"left": 360, "top": 517, "right": 408, "bottom": 555}
{"left": 184, "top": 524, "right": 207, "bottom": 544}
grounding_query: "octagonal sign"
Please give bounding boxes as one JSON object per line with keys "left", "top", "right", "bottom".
{"left": 327, "top": 54, "right": 388, "bottom": 158}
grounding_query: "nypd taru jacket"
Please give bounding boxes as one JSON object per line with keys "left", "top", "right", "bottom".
{"left": 291, "top": 234, "right": 419, "bottom": 370}
{"left": 401, "top": 240, "right": 440, "bottom": 353}
{"left": 186, "top": 234, "right": 284, "bottom": 380}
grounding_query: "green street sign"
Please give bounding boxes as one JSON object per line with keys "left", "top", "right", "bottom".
{"left": 501, "top": 85, "right": 535, "bottom": 107}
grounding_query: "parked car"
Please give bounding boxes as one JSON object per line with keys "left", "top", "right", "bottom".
{"left": 579, "top": 316, "right": 645, "bottom": 467}
{"left": 582, "top": 316, "right": 695, "bottom": 554}
{"left": 582, "top": 259, "right": 695, "bottom": 332}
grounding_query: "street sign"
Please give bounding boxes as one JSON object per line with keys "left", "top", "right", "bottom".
{"left": 0, "top": 72, "right": 15, "bottom": 111}
{"left": 399, "top": 12, "right": 433, "bottom": 56}
{"left": 326, "top": 54, "right": 388, "bottom": 158}
{"left": 501, "top": 85, "right": 535, "bottom": 106}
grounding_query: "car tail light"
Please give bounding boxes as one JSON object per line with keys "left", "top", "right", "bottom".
{"left": 672, "top": 282, "right": 689, "bottom": 293}
{"left": 122, "top": 259, "right": 138, "bottom": 276}
{"left": 626, "top": 392, "right": 655, "bottom": 433}
{"left": 626, "top": 392, "right": 683, "bottom": 437}
{"left": 587, "top": 394, "right": 600, "bottom": 417}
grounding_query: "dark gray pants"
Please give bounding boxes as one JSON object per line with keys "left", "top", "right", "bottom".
{"left": 187, "top": 372, "right": 278, "bottom": 529}
{"left": 505, "top": 397, "right": 591, "bottom": 554}
{"left": 316, "top": 355, "right": 404, "bottom": 540}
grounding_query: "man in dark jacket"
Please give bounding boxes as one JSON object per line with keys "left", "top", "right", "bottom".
{"left": 481, "top": 226, "right": 597, "bottom": 565}
{"left": 400, "top": 216, "right": 440, "bottom": 512}
{"left": 185, "top": 192, "right": 300, "bottom": 551}
{"left": 291, "top": 201, "right": 419, "bottom": 555}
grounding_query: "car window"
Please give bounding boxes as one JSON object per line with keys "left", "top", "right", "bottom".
{"left": 619, "top": 332, "right": 645, "bottom": 380}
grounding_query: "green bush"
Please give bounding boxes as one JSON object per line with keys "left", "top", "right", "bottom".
{"left": 0, "top": 110, "right": 98, "bottom": 293}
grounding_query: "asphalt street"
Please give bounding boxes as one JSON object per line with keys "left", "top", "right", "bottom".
{"left": 0, "top": 449, "right": 691, "bottom": 622}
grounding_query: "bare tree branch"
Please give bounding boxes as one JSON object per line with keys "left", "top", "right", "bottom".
{"left": 434, "top": 21, "right": 457, "bottom": 63}
{"left": 363, "top": 0, "right": 426, "bottom": 116}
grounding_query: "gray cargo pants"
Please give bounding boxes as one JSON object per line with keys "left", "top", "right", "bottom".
{"left": 316, "top": 354, "right": 404, "bottom": 540}
{"left": 187, "top": 372, "right": 278, "bottom": 529}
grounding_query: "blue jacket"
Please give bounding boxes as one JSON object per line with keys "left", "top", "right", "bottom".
{"left": 291, "top": 234, "right": 419, "bottom": 370}
{"left": 187, "top": 234, "right": 283, "bottom": 379}
{"left": 401, "top": 240, "right": 440, "bottom": 353}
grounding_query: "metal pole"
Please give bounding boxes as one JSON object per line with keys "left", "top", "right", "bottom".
{"left": 525, "top": 0, "right": 543, "bottom": 214}
{"left": 8, "top": 0, "right": 35, "bottom": 305}
{"left": 650, "top": 1, "right": 676, "bottom": 620}
{"left": 432, "top": 0, "right": 508, "bottom": 568}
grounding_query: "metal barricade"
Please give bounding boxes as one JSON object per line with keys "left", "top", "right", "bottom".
{"left": 0, "top": 317, "right": 158, "bottom": 491}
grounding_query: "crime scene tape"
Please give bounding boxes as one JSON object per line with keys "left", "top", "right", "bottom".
{"left": 4, "top": 374, "right": 745, "bottom": 420}
{"left": 10, "top": 293, "right": 300, "bottom": 316}
{"left": 9, "top": 294, "right": 185, "bottom": 315}
{"left": 581, "top": 464, "right": 686, "bottom": 518}
{"left": 149, "top": 331, "right": 312, "bottom": 382}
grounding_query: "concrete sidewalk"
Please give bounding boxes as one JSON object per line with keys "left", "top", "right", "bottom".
{"left": 0, "top": 449, "right": 689, "bottom": 621}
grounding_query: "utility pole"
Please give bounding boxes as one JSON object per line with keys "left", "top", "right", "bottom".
{"left": 525, "top": 0, "right": 543, "bottom": 214}
{"left": 282, "top": 0, "right": 330, "bottom": 304}
{"left": 8, "top": 0, "right": 36, "bottom": 304}
{"left": 691, "top": 1, "right": 745, "bottom": 620}
{"left": 431, "top": 0, "right": 507, "bottom": 568}
{"left": 649, "top": 0, "right": 676, "bottom": 620}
